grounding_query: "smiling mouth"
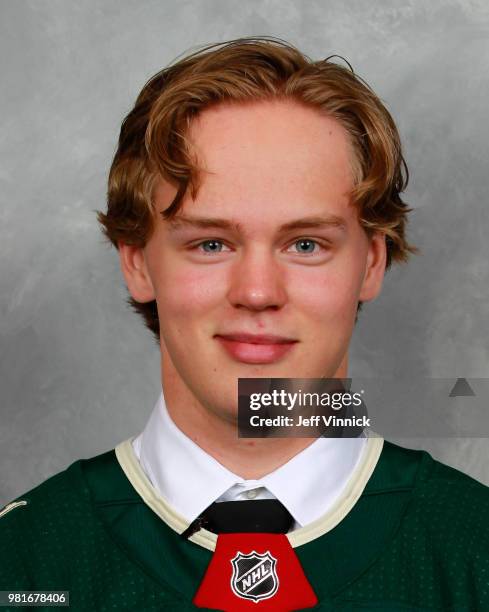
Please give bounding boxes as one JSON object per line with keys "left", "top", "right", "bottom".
{"left": 214, "top": 333, "right": 298, "bottom": 364}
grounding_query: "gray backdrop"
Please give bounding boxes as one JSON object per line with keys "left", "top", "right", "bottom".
{"left": 1, "top": 0, "right": 488, "bottom": 507}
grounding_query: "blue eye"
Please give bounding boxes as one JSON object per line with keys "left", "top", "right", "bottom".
{"left": 200, "top": 240, "right": 225, "bottom": 253}
{"left": 292, "top": 239, "right": 318, "bottom": 254}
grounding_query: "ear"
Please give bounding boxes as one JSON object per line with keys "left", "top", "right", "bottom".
{"left": 117, "top": 242, "right": 156, "bottom": 303}
{"left": 358, "top": 231, "right": 387, "bottom": 302}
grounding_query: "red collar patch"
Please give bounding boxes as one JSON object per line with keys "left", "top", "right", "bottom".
{"left": 193, "top": 533, "right": 318, "bottom": 611}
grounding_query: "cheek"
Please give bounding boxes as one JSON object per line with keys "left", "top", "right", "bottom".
{"left": 153, "top": 264, "right": 227, "bottom": 318}
{"left": 288, "top": 262, "right": 364, "bottom": 323}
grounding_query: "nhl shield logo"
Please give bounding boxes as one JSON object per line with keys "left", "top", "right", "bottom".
{"left": 230, "top": 550, "right": 279, "bottom": 602}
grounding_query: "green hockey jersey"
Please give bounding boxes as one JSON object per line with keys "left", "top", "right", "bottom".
{"left": 1, "top": 438, "right": 488, "bottom": 611}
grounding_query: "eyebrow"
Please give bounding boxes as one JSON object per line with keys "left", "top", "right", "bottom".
{"left": 166, "top": 214, "right": 347, "bottom": 232}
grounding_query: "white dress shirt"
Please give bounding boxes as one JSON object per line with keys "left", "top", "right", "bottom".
{"left": 132, "top": 390, "right": 367, "bottom": 531}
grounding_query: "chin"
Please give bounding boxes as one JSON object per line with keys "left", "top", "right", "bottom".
{"left": 205, "top": 398, "right": 239, "bottom": 424}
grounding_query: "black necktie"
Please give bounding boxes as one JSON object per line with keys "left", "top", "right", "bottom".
{"left": 181, "top": 499, "right": 294, "bottom": 539}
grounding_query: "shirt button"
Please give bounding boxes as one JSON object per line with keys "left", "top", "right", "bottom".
{"left": 246, "top": 489, "right": 258, "bottom": 499}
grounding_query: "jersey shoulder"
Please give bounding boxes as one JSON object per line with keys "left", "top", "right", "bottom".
{"left": 0, "top": 450, "right": 114, "bottom": 588}
{"left": 387, "top": 440, "right": 489, "bottom": 550}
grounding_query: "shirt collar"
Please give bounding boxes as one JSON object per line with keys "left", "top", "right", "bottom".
{"left": 132, "top": 390, "right": 367, "bottom": 527}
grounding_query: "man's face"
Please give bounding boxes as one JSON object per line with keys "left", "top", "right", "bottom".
{"left": 123, "top": 100, "right": 386, "bottom": 420}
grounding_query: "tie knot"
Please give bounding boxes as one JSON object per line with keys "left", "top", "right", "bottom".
{"left": 199, "top": 499, "right": 294, "bottom": 534}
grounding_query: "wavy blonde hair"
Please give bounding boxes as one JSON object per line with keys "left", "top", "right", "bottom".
{"left": 98, "top": 36, "right": 417, "bottom": 342}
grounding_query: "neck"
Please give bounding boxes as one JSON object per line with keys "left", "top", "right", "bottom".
{"left": 161, "top": 354, "right": 349, "bottom": 480}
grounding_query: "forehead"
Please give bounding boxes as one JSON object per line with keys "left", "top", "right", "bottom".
{"left": 157, "top": 99, "right": 357, "bottom": 224}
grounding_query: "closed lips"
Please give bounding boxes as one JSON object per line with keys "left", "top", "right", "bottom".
{"left": 215, "top": 334, "right": 297, "bottom": 344}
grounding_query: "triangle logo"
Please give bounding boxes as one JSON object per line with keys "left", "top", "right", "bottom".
{"left": 449, "top": 378, "right": 476, "bottom": 398}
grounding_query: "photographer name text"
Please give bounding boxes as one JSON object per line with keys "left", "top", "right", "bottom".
{"left": 249, "top": 414, "right": 371, "bottom": 427}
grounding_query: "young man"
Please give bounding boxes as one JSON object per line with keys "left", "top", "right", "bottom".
{"left": 1, "top": 37, "right": 488, "bottom": 611}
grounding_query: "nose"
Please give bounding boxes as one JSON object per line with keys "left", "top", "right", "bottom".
{"left": 227, "top": 247, "right": 288, "bottom": 311}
